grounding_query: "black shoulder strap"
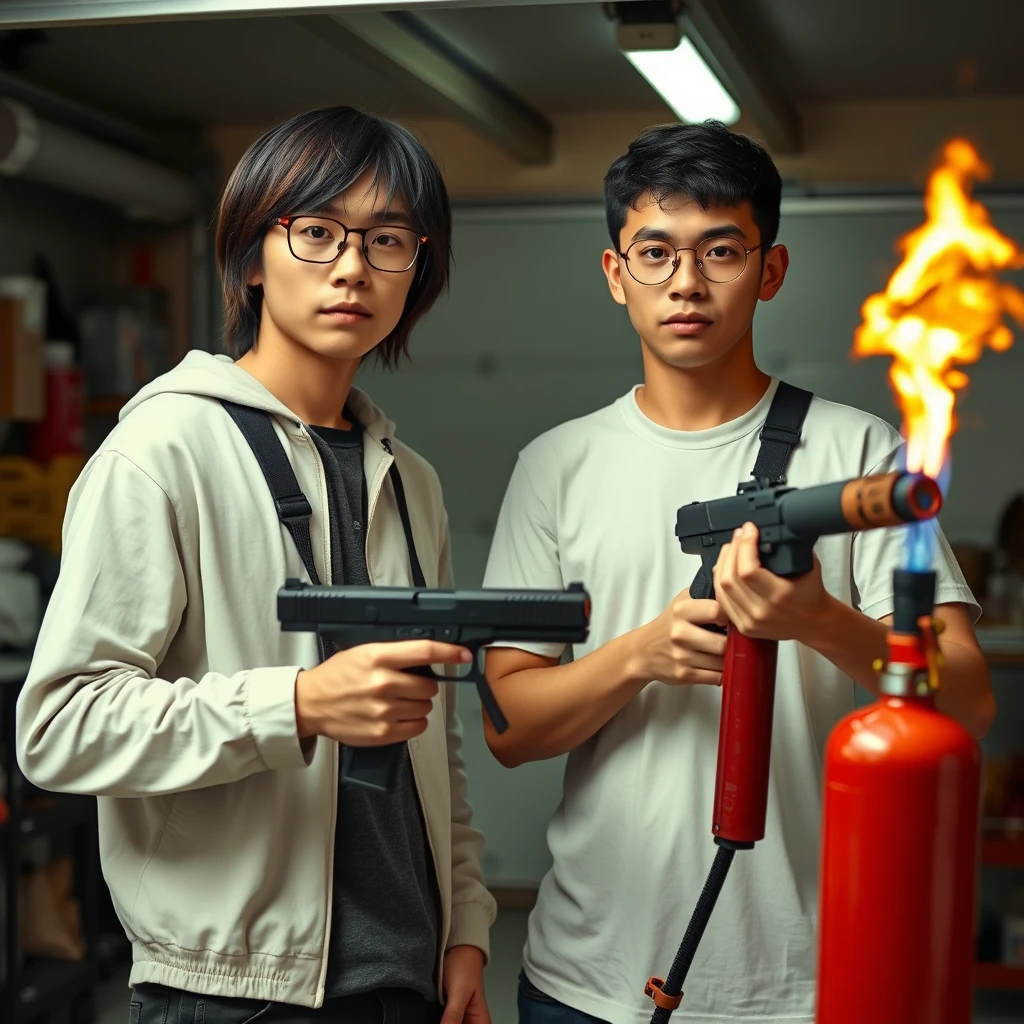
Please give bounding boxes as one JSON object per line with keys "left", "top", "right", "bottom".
{"left": 751, "top": 381, "right": 813, "bottom": 486}
{"left": 222, "top": 400, "right": 321, "bottom": 586}
{"left": 688, "top": 381, "right": 813, "bottom": 602}
{"left": 386, "top": 459, "right": 427, "bottom": 589}
{"left": 221, "top": 401, "right": 426, "bottom": 590}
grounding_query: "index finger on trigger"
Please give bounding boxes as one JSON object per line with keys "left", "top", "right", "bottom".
{"left": 735, "top": 522, "right": 764, "bottom": 577}
{"left": 387, "top": 640, "right": 474, "bottom": 668}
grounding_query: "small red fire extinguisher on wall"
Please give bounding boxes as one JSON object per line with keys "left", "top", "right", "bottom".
{"left": 29, "top": 341, "right": 85, "bottom": 462}
{"left": 815, "top": 568, "right": 982, "bottom": 1024}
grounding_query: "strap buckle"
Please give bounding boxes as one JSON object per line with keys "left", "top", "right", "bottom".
{"left": 274, "top": 493, "right": 312, "bottom": 523}
{"left": 759, "top": 423, "right": 802, "bottom": 445}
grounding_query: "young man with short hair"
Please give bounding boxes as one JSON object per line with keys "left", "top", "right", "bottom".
{"left": 481, "top": 121, "right": 994, "bottom": 1024}
{"left": 17, "top": 106, "right": 495, "bottom": 1024}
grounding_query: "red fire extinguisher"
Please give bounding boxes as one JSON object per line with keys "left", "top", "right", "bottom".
{"left": 816, "top": 568, "right": 982, "bottom": 1024}
{"left": 30, "top": 340, "right": 85, "bottom": 462}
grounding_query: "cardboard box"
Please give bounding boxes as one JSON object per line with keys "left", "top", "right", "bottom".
{"left": 0, "top": 276, "right": 46, "bottom": 421}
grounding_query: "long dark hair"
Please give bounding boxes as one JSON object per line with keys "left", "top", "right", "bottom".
{"left": 215, "top": 106, "right": 452, "bottom": 367}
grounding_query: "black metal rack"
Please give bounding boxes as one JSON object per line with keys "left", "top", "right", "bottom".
{"left": 1, "top": 657, "right": 100, "bottom": 1024}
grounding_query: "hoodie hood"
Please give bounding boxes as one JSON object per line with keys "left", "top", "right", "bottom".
{"left": 119, "top": 350, "right": 397, "bottom": 442}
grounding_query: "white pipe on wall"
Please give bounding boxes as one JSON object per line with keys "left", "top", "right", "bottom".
{"left": 0, "top": 97, "right": 197, "bottom": 223}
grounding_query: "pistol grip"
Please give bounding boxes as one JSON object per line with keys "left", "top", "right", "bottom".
{"left": 341, "top": 743, "right": 404, "bottom": 792}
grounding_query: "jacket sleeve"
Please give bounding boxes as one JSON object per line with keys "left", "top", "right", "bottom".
{"left": 437, "top": 513, "right": 497, "bottom": 960}
{"left": 16, "top": 450, "right": 312, "bottom": 799}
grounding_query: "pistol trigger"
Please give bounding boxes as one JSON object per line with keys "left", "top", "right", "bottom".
{"left": 468, "top": 642, "right": 485, "bottom": 670}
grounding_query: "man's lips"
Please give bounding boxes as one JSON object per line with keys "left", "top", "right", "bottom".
{"left": 320, "top": 302, "right": 371, "bottom": 324}
{"left": 663, "top": 312, "right": 713, "bottom": 335}
{"left": 664, "top": 312, "right": 712, "bottom": 324}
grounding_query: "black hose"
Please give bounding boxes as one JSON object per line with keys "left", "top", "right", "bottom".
{"left": 649, "top": 844, "right": 737, "bottom": 1024}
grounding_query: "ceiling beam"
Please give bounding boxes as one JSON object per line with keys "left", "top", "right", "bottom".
{"left": 0, "top": 69, "right": 160, "bottom": 155}
{"left": 0, "top": 0, "right": 595, "bottom": 30}
{"left": 681, "top": 0, "right": 801, "bottom": 154}
{"left": 293, "top": 11, "right": 553, "bottom": 165}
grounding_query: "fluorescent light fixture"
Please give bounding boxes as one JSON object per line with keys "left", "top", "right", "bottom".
{"left": 624, "top": 36, "right": 740, "bottom": 125}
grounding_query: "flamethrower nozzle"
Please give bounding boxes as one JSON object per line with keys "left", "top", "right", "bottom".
{"left": 778, "top": 470, "right": 942, "bottom": 539}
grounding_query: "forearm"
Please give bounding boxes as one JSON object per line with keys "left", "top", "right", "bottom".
{"left": 799, "top": 595, "right": 889, "bottom": 695}
{"left": 800, "top": 595, "right": 994, "bottom": 737}
{"left": 16, "top": 664, "right": 309, "bottom": 797}
{"left": 485, "top": 630, "right": 650, "bottom": 767}
{"left": 14, "top": 452, "right": 316, "bottom": 797}
{"left": 932, "top": 637, "right": 996, "bottom": 737}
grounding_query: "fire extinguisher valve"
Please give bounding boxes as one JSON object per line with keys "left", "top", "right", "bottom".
{"left": 877, "top": 567, "right": 945, "bottom": 696}
{"left": 877, "top": 568, "right": 945, "bottom": 698}
{"left": 879, "top": 625, "right": 944, "bottom": 698}
{"left": 877, "top": 658, "right": 932, "bottom": 699}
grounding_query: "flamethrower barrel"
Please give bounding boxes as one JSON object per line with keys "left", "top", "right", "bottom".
{"left": 778, "top": 470, "right": 942, "bottom": 539}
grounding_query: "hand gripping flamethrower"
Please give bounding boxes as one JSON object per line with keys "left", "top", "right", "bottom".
{"left": 642, "top": 469, "right": 942, "bottom": 1024}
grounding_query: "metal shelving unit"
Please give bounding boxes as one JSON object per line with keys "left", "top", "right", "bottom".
{"left": 1, "top": 656, "right": 100, "bottom": 1024}
{"left": 975, "top": 631, "right": 1024, "bottom": 996}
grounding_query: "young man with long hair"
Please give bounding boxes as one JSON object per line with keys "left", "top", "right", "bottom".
{"left": 18, "top": 107, "right": 495, "bottom": 1024}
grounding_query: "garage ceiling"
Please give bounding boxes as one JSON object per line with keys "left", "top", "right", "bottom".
{"left": 2, "top": 1, "right": 1021, "bottom": 134}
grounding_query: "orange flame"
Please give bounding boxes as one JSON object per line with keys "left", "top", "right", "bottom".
{"left": 853, "top": 139, "right": 1024, "bottom": 477}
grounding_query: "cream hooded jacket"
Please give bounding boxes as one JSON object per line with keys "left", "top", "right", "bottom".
{"left": 16, "top": 351, "right": 496, "bottom": 1007}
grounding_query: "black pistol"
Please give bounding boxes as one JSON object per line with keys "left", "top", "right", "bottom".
{"left": 278, "top": 579, "right": 591, "bottom": 792}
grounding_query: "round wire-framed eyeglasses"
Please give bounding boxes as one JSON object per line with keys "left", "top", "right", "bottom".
{"left": 618, "top": 236, "right": 762, "bottom": 285}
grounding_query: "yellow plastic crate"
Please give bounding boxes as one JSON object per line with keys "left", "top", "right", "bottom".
{"left": 0, "top": 454, "right": 86, "bottom": 553}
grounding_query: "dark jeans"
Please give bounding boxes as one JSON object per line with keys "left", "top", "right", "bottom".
{"left": 130, "top": 982, "right": 442, "bottom": 1024}
{"left": 517, "top": 971, "right": 610, "bottom": 1024}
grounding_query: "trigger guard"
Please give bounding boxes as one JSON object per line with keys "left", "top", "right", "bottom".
{"left": 433, "top": 645, "right": 484, "bottom": 685}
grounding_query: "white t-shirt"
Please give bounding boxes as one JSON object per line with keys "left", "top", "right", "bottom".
{"left": 482, "top": 379, "right": 977, "bottom": 1024}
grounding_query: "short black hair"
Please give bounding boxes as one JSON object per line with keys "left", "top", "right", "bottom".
{"left": 215, "top": 106, "right": 451, "bottom": 366}
{"left": 603, "top": 120, "right": 781, "bottom": 250}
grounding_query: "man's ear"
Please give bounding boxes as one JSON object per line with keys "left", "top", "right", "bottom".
{"left": 602, "top": 248, "right": 628, "bottom": 307}
{"left": 759, "top": 244, "right": 789, "bottom": 301}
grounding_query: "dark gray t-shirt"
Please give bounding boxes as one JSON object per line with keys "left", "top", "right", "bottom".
{"left": 308, "top": 419, "right": 440, "bottom": 1001}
